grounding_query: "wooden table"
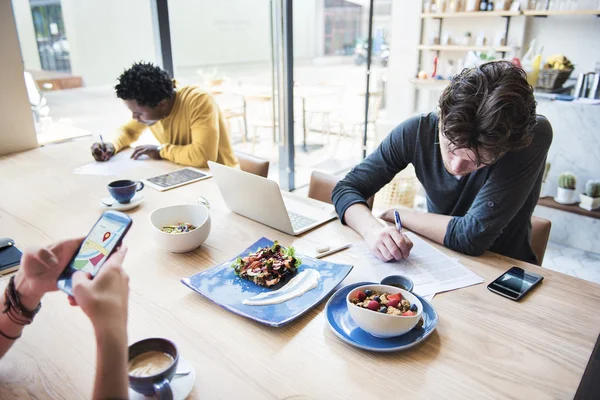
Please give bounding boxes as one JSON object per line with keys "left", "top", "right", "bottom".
{"left": 1, "top": 140, "right": 599, "bottom": 399}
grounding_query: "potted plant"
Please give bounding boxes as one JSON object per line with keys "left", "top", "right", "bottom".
{"left": 579, "top": 180, "right": 600, "bottom": 211}
{"left": 555, "top": 172, "right": 577, "bottom": 205}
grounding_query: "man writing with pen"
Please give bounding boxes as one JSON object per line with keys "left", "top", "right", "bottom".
{"left": 91, "top": 62, "right": 238, "bottom": 168}
{"left": 333, "top": 61, "right": 552, "bottom": 264}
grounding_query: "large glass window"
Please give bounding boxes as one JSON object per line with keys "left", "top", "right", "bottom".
{"left": 291, "top": 0, "right": 392, "bottom": 187}
{"left": 10, "top": 0, "right": 392, "bottom": 190}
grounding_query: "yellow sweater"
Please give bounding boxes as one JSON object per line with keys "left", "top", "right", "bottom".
{"left": 112, "top": 86, "right": 238, "bottom": 168}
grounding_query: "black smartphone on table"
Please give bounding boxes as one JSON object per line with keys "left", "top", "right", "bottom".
{"left": 487, "top": 266, "right": 543, "bottom": 301}
{"left": 57, "top": 210, "right": 132, "bottom": 295}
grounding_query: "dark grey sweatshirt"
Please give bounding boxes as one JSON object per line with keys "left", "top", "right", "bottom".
{"left": 332, "top": 112, "right": 552, "bottom": 264}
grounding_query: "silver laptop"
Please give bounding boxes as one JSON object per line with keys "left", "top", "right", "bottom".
{"left": 208, "top": 161, "right": 336, "bottom": 235}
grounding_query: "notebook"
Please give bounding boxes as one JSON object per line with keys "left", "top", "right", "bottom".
{"left": 0, "top": 240, "right": 22, "bottom": 276}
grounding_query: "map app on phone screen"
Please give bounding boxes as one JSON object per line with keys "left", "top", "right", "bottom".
{"left": 57, "top": 210, "right": 132, "bottom": 295}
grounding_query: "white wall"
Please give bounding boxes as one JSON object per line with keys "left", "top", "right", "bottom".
{"left": 60, "top": 0, "right": 157, "bottom": 87}
{"left": 11, "top": 0, "right": 41, "bottom": 71}
{"left": 524, "top": 15, "right": 600, "bottom": 75}
{"left": 0, "top": 0, "right": 38, "bottom": 155}
{"left": 385, "top": 0, "right": 422, "bottom": 125}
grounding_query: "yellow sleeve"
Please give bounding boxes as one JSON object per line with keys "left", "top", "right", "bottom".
{"left": 112, "top": 120, "right": 146, "bottom": 153}
{"left": 159, "top": 94, "right": 220, "bottom": 168}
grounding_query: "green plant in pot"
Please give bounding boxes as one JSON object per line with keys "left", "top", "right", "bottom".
{"left": 556, "top": 172, "right": 577, "bottom": 205}
{"left": 579, "top": 180, "right": 600, "bottom": 211}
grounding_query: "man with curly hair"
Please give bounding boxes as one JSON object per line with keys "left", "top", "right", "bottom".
{"left": 91, "top": 62, "right": 238, "bottom": 168}
{"left": 333, "top": 61, "right": 553, "bottom": 264}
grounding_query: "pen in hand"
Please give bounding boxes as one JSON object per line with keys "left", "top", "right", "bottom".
{"left": 394, "top": 209, "right": 403, "bottom": 233}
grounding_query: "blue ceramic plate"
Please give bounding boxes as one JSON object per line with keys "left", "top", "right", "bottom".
{"left": 182, "top": 237, "right": 353, "bottom": 327}
{"left": 325, "top": 282, "right": 439, "bottom": 352}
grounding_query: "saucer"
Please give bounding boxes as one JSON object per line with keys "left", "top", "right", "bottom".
{"left": 128, "top": 356, "right": 195, "bottom": 400}
{"left": 325, "top": 282, "right": 438, "bottom": 352}
{"left": 101, "top": 193, "right": 144, "bottom": 211}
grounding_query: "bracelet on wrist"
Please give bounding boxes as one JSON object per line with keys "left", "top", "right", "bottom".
{"left": 3, "top": 276, "right": 41, "bottom": 326}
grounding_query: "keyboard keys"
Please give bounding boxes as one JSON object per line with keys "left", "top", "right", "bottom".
{"left": 288, "top": 212, "right": 317, "bottom": 230}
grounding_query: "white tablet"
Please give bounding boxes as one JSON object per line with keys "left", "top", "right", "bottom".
{"left": 145, "top": 167, "right": 212, "bottom": 191}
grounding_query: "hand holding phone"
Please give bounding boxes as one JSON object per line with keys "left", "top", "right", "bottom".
{"left": 488, "top": 266, "right": 543, "bottom": 301}
{"left": 57, "top": 211, "right": 132, "bottom": 295}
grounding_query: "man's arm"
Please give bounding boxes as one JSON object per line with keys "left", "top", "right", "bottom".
{"left": 112, "top": 120, "right": 147, "bottom": 153}
{"left": 380, "top": 207, "right": 451, "bottom": 245}
{"left": 333, "top": 117, "right": 421, "bottom": 261}
{"left": 159, "top": 94, "right": 221, "bottom": 167}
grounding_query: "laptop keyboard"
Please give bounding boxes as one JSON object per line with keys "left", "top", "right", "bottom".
{"left": 288, "top": 211, "right": 317, "bottom": 231}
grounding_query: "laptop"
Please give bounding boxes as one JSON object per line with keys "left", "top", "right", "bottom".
{"left": 208, "top": 161, "right": 336, "bottom": 235}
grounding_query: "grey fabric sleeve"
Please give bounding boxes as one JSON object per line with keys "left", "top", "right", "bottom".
{"left": 332, "top": 116, "right": 419, "bottom": 224}
{"left": 444, "top": 117, "right": 553, "bottom": 256}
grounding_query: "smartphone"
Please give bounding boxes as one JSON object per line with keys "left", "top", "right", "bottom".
{"left": 487, "top": 266, "right": 543, "bottom": 301}
{"left": 57, "top": 210, "right": 132, "bottom": 295}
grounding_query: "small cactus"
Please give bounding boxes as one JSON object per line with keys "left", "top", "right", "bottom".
{"left": 558, "top": 172, "right": 576, "bottom": 190}
{"left": 585, "top": 180, "right": 600, "bottom": 198}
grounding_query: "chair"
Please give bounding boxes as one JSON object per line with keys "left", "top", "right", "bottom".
{"left": 236, "top": 152, "right": 269, "bottom": 178}
{"left": 308, "top": 170, "right": 374, "bottom": 209}
{"left": 331, "top": 90, "right": 384, "bottom": 154}
{"left": 215, "top": 92, "right": 248, "bottom": 142}
{"left": 531, "top": 216, "right": 552, "bottom": 266}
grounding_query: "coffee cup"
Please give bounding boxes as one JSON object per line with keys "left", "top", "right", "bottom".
{"left": 128, "top": 338, "right": 179, "bottom": 400}
{"left": 108, "top": 180, "right": 144, "bottom": 204}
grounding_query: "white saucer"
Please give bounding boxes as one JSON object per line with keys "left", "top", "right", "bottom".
{"left": 128, "top": 356, "right": 195, "bottom": 400}
{"left": 101, "top": 193, "right": 144, "bottom": 211}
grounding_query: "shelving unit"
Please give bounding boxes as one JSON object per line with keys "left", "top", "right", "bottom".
{"left": 418, "top": 44, "right": 514, "bottom": 52}
{"left": 522, "top": 9, "right": 600, "bottom": 16}
{"left": 412, "top": 2, "right": 600, "bottom": 113}
{"left": 422, "top": 11, "right": 521, "bottom": 18}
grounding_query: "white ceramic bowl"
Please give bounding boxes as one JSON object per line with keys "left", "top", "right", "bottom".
{"left": 149, "top": 204, "right": 211, "bottom": 253}
{"left": 347, "top": 284, "right": 423, "bottom": 338}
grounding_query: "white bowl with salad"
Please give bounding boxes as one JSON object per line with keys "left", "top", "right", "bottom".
{"left": 149, "top": 204, "right": 211, "bottom": 253}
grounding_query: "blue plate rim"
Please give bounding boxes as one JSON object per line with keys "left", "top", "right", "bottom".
{"left": 181, "top": 254, "right": 354, "bottom": 328}
{"left": 325, "top": 281, "right": 439, "bottom": 352}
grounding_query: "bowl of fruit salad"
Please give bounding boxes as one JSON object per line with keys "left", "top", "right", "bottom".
{"left": 346, "top": 284, "right": 422, "bottom": 338}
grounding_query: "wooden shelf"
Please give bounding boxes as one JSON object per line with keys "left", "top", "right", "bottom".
{"left": 409, "top": 78, "right": 451, "bottom": 89}
{"left": 522, "top": 9, "right": 600, "bottom": 16}
{"left": 422, "top": 11, "right": 521, "bottom": 18}
{"left": 538, "top": 196, "right": 600, "bottom": 219}
{"left": 418, "top": 45, "right": 514, "bottom": 52}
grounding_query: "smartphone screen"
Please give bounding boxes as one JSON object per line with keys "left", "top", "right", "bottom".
{"left": 487, "top": 266, "right": 543, "bottom": 301}
{"left": 57, "top": 210, "right": 132, "bottom": 295}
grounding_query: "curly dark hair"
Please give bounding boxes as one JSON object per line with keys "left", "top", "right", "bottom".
{"left": 438, "top": 60, "right": 537, "bottom": 165}
{"left": 115, "top": 62, "right": 174, "bottom": 108}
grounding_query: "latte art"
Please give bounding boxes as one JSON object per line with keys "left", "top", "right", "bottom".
{"left": 128, "top": 351, "right": 174, "bottom": 377}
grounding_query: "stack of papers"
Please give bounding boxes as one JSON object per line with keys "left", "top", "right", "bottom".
{"left": 73, "top": 151, "right": 141, "bottom": 176}
{"left": 348, "top": 232, "right": 483, "bottom": 300}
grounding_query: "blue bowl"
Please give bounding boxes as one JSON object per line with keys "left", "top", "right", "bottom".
{"left": 380, "top": 275, "right": 414, "bottom": 292}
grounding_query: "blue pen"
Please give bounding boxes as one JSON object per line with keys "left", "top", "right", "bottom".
{"left": 394, "top": 209, "right": 403, "bottom": 233}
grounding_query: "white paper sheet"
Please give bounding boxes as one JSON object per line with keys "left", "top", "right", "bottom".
{"left": 73, "top": 151, "right": 144, "bottom": 176}
{"left": 347, "top": 232, "right": 483, "bottom": 298}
